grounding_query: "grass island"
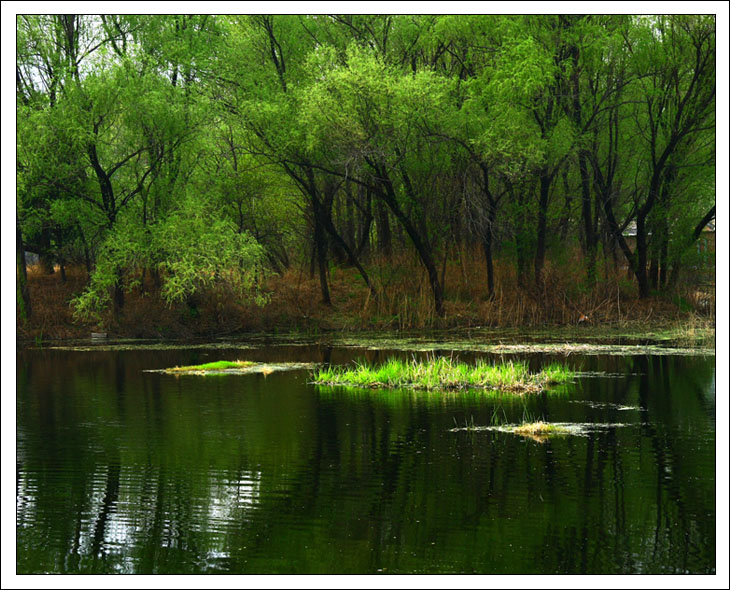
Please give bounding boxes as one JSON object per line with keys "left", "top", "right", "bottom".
{"left": 312, "top": 357, "right": 574, "bottom": 394}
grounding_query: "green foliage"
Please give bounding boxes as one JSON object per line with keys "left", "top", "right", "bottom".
{"left": 16, "top": 14, "right": 715, "bottom": 321}
{"left": 72, "top": 198, "right": 268, "bottom": 322}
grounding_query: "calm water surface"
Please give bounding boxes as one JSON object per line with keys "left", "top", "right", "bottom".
{"left": 16, "top": 343, "right": 716, "bottom": 574}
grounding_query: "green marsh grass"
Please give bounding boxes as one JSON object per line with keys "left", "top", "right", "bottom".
{"left": 312, "top": 357, "right": 574, "bottom": 394}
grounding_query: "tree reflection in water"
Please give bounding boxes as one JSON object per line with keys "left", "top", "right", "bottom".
{"left": 16, "top": 347, "right": 715, "bottom": 574}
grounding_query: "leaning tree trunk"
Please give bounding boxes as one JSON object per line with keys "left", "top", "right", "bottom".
{"left": 667, "top": 205, "right": 716, "bottom": 289}
{"left": 377, "top": 169, "right": 444, "bottom": 317}
{"left": 319, "top": 180, "right": 377, "bottom": 298}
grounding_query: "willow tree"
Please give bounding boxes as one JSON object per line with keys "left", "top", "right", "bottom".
{"left": 300, "top": 44, "right": 456, "bottom": 316}
{"left": 219, "top": 15, "right": 378, "bottom": 306}
{"left": 429, "top": 16, "right": 556, "bottom": 297}
{"left": 631, "top": 15, "right": 715, "bottom": 297}
{"left": 16, "top": 15, "right": 104, "bottom": 287}
{"left": 560, "top": 15, "right": 717, "bottom": 299}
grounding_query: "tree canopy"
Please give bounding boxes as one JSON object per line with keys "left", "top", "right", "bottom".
{"left": 16, "top": 14, "right": 716, "bottom": 326}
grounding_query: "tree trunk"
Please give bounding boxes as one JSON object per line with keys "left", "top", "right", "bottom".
{"left": 481, "top": 191, "right": 497, "bottom": 299}
{"left": 376, "top": 166, "right": 444, "bottom": 316}
{"left": 345, "top": 181, "right": 355, "bottom": 251}
{"left": 112, "top": 269, "right": 125, "bottom": 321}
{"left": 56, "top": 228, "right": 67, "bottom": 283}
{"left": 312, "top": 195, "right": 331, "bottom": 306}
{"left": 77, "top": 223, "right": 92, "bottom": 277}
{"left": 568, "top": 42, "right": 597, "bottom": 287}
{"left": 601, "top": 199, "right": 640, "bottom": 293}
{"left": 328, "top": 188, "right": 348, "bottom": 265}
{"left": 59, "top": 256, "right": 67, "bottom": 283}
{"left": 320, "top": 184, "right": 376, "bottom": 298}
{"left": 355, "top": 186, "right": 372, "bottom": 259}
{"left": 17, "top": 223, "right": 31, "bottom": 320}
{"left": 39, "top": 228, "right": 55, "bottom": 274}
{"left": 649, "top": 254, "right": 659, "bottom": 290}
{"left": 534, "top": 170, "right": 551, "bottom": 288}
{"left": 668, "top": 205, "right": 715, "bottom": 290}
{"left": 578, "top": 150, "right": 597, "bottom": 286}
{"left": 514, "top": 186, "right": 529, "bottom": 289}
{"left": 659, "top": 236, "right": 668, "bottom": 289}
{"left": 482, "top": 232, "right": 494, "bottom": 300}
{"left": 375, "top": 199, "right": 392, "bottom": 257}
{"left": 635, "top": 214, "right": 650, "bottom": 298}
{"left": 308, "top": 237, "right": 316, "bottom": 280}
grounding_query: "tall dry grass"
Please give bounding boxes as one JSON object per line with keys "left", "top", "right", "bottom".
{"left": 340, "top": 245, "right": 715, "bottom": 330}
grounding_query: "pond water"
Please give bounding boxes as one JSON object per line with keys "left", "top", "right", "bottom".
{"left": 16, "top": 341, "right": 716, "bottom": 574}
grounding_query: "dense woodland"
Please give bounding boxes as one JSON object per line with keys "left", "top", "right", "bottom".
{"left": 16, "top": 14, "right": 716, "bottom": 333}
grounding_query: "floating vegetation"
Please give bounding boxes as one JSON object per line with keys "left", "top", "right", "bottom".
{"left": 327, "top": 337, "right": 713, "bottom": 357}
{"left": 450, "top": 421, "right": 629, "bottom": 443}
{"left": 45, "top": 341, "right": 256, "bottom": 352}
{"left": 311, "top": 357, "right": 574, "bottom": 394}
{"left": 510, "top": 422, "right": 574, "bottom": 444}
{"left": 147, "top": 361, "right": 319, "bottom": 376}
{"left": 574, "top": 371, "right": 644, "bottom": 378}
{"left": 568, "top": 400, "right": 640, "bottom": 411}
{"left": 513, "top": 421, "right": 572, "bottom": 438}
{"left": 41, "top": 329, "right": 714, "bottom": 357}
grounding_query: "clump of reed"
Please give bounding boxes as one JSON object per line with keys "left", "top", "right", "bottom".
{"left": 312, "top": 356, "right": 574, "bottom": 394}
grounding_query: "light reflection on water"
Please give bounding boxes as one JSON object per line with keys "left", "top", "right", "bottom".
{"left": 16, "top": 345, "right": 716, "bottom": 574}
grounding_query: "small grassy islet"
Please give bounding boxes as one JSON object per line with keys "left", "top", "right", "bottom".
{"left": 450, "top": 420, "right": 628, "bottom": 443}
{"left": 167, "top": 360, "right": 255, "bottom": 373}
{"left": 512, "top": 421, "right": 571, "bottom": 435}
{"left": 502, "top": 422, "right": 574, "bottom": 444}
{"left": 154, "top": 360, "right": 321, "bottom": 376}
{"left": 312, "top": 357, "right": 574, "bottom": 394}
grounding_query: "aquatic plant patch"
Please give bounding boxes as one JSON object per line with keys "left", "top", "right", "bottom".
{"left": 166, "top": 360, "right": 255, "bottom": 372}
{"left": 45, "top": 341, "right": 257, "bottom": 352}
{"left": 148, "top": 361, "right": 320, "bottom": 376}
{"left": 568, "top": 400, "right": 640, "bottom": 411}
{"left": 450, "top": 421, "right": 630, "bottom": 443}
{"left": 326, "top": 337, "right": 714, "bottom": 356}
{"left": 312, "top": 357, "right": 574, "bottom": 394}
